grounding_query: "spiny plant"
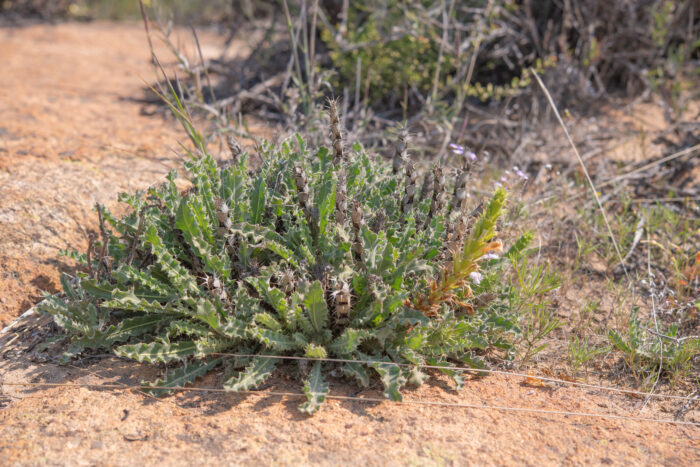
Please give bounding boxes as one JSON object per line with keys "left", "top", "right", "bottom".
{"left": 40, "top": 85, "right": 533, "bottom": 414}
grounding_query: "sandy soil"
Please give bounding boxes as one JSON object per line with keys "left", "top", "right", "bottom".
{"left": 0, "top": 21, "right": 698, "bottom": 466}
{"left": 1, "top": 313, "right": 699, "bottom": 466}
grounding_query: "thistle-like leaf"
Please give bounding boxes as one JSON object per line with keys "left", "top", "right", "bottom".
{"left": 74, "top": 315, "right": 163, "bottom": 349}
{"left": 302, "top": 281, "right": 329, "bottom": 333}
{"left": 224, "top": 355, "right": 279, "bottom": 392}
{"left": 249, "top": 175, "right": 266, "bottom": 224}
{"left": 175, "top": 197, "right": 227, "bottom": 278}
{"left": 144, "top": 223, "right": 199, "bottom": 296}
{"left": 114, "top": 340, "right": 197, "bottom": 364}
{"left": 254, "top": 329, "right": 298, "bottom": 351}
{"left": 372, "top": 362, "right": 406, "bottom": 401}
{"left": 317, "top": 175, "right": 336, "bottom": 237}
{"left": 299, "top": 361, "right": 330, "bottom": 414}
{"left": 341, "top": 362, "right": 370, "bottom": 387}
{"left": 167, "top": 320, "right": 211, "bottom": 339}
{"left": 115, "top": 264, "right": 174, "bottom": 296}
{"left": 329, "top": 328, "right": 369, "bottom": 355}
{"left": 143, "top": 358, "right": 222, "bottom": 396}
{"left": 254, "top": 312, "right": 283, "bottom": 331}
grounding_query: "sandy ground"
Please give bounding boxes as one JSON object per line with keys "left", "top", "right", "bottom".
{"left": 1, "top": 313, "right": 699, "bottom": 466}
{"left": 0, "top": 21, "right": 698, "bottom": 466}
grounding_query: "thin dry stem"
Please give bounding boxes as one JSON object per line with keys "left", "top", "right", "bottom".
{"left": 530, "top": 68, "right": 629, "bottom": 282}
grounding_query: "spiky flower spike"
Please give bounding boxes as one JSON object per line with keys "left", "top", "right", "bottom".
{"left": 330, "top": 100, "right": 348, "bottom": 224}
{"left": 410, "top": 187, "right": 507, "bottom": 316}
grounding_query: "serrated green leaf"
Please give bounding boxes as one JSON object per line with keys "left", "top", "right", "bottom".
{"left": 303, "top": 281, "right": 329, "bottom": 333}
{"left": 254, "top": 312, "right": 283, "bottom": 331}
{"left": 224, "top": 355, "right": 279, "bottom": 391}
{"left": 220, "top": 317, "right": 248, "bottom": 339}
{"left": 75, "top": 315, "right": 162, "bottom": 349}
{"left": 299, "top": 361, "right": 329, "bottom": 414}
{"left": 317, "top": 176, "right": 336, "bottom": 237}
{"left": 506, "top": 231, "right": 534, "bottom": 260}
{"left": 342, "top": 362, "right": 370, "bottom": 387}
{"left": 196, "top": 298, "right": 224, "bottom": 331}
{"left": 144, "top": 224, "right": 199, "bottom": 296}
{"left": 114, "top": 340, "right": 196, "bottom": 364}
{"left": 167, "top": 320, "right": 211, "bottom": 339}
{"left": 372, "top": 362, "right": 406, "bottom": 401}
{"left": 175, "top": 198, "right": 227, "bottom": 278}
{"left": 329, "top": 328, "right": 369, "bottom": 355}
{"left": 249, "top": 175, "right": 266, "bottom": 224}
{"left": 254, "top": 329, "right": 298, "bottom": 351}
{"left": 143, "top": 358, "right": 222, "bottom": 396}
{"left": 102, "top": 289, "right": 179, "bottom": 314}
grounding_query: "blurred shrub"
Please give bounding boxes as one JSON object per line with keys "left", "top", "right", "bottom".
{"left": 320, "top": 0, "right": 700, "bottom": 109}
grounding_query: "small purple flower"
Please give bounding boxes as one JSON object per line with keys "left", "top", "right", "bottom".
{"left": 469, "top": 271, "right": 482, "bottom": 285}
{"left": 466, "top": 151, "right": 477, "bottom": 161}
{"left": 449, "top": 143, "right": 465, "bottom": 155}
{"left": 500, "top": 176, "right": 508, "bottom": 183}
{"left": 514, "top": 169, "right": 529, "bottom": 180}
{"left": 493, "top": 182, "right": 502, "bottom": 189}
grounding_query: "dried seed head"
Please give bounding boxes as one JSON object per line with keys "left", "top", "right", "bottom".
{"left": 424, "top": 165, "right": 446, "bottom": 228}
{"left": 336, "top": 167, "right": 347, "bottom": 224}
{"left": 293, "top": 165, "right": 319, "bottom": 239}
{"left": 371, "top": 209, "right": 387, "bottom": 233}
{"left": 392, "top": 128, "right": 409, "bottom": 175}
{"left": 215, "top": 197, "right": 232, "bottom": 237}
{"left": 450, "top": 166, "right": 471, "bottom": 214}
{"left": 351, "top": 200, "right": 364, "bottom": 230}
{"left": 226, "top": 134, "right": 242, "bottom": 163}
{"left": 446, "top": 213, "right": 470, "bottom": 257}
{"left": 401, "top": 161, "right": 418, "bottom": 220}
{"left": 278, "top": 269, "right": 296, "bottom": 294}
{"left": 293, "top": 165, "right": 311, "bottom": 210}
{"left": 332, "top": 280, "right": 351, "bottom": 324}
{"left": 214, "top": 197, "right": 230, "bottom": 223}
{"left": 206, "top": 274, "right": 227, "bottom": 301}
{"left": 351, "top": 200, "right": 364, "bottom": 263}
{"left": 329, "top": 100, "right": 345, "bottom": 165}
{"left": 419, "top": 169, "right": 434, "bottom": 202}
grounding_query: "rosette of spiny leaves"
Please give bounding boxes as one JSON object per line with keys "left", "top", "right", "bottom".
{"left": 40, "top": 86, "right": 531, "bottom": 414}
